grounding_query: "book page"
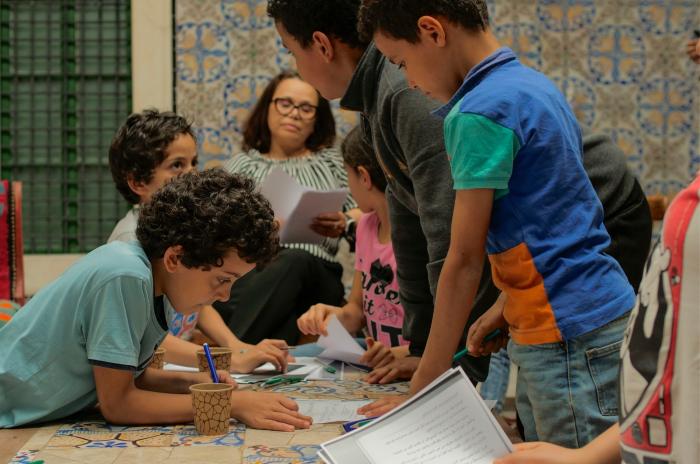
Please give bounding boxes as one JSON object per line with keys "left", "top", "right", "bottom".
{"left": 321, "top": 368, "right": 512, "bottom": 464}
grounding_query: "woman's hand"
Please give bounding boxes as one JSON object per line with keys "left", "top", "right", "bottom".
{"left": 230, "top": 391, "right": 312, "bottom": 432}
{"left": 310, "top": 212, "right": 346, "bottom": 238}
{"left": 297, "top": 304, "right": 342, "bottom": 336}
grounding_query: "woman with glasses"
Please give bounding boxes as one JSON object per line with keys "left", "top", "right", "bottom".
{"left": 216, "top": 71, "right": 359, "bottom": 346}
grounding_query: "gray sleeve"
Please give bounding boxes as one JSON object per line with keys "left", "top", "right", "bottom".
{"left": 385, "top": 185, "right": 433, "bottom": 355}
{"left": 582, "top": 132, "right": 652, "bottom": 291}
{"left": 387, "top": 88, "right": 453, "bottom": 298}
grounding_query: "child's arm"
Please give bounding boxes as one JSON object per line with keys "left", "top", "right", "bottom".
{"left": 134, "top": 367, "right": 234, "bottom": 394}
{"left": 494, "top": 424, "right": 621, "bottom": 464}
{"left": 159, "top": 333, "right": 207, "bottom": 366}
{"left": 409, "top": 189, "right": 493, "bottom": 395}
{"left": 196, "top": 305, "right": 289, "bottom": 372}
{"left": 93, "top": 366, "right": 312, "bottom": 431}
{"left": 93, "top": 365, "right": 228, "bottom": 425}
{"left": 297, "top": 270, "right": 365, "bottom": 336}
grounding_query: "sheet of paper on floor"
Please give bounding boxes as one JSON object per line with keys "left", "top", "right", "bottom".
{"left": 296, "top": 400, "right": 372, "bottom": 424}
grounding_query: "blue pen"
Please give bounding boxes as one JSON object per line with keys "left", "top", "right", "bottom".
{"left": 452, "top": 328, "right": 503, "bottom": 362}
{"left": 203, "top": 343, "right": 219, "bottom": 383}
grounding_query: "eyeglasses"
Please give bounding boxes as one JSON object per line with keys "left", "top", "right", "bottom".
{"left": 271, "top": 97, "right": 317, "bottom": 120}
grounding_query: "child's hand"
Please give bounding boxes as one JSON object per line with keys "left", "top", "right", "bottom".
{"left": 231, "top": 348, "right": 288, "bottom": 374}
{"left": 365, "top": 355, "right": 420, "bottom": 384}
{"left": 687, "top": 39, "right": 700, "bottom": 63}
{"left": 257, "top": 338, "right": 296, "bottom": 362}
{"left": 190, "top": 370, "right": 237, "bottom": 388}
{"left": 297, "top": 304, "right": 341, "bottom": 336}
{"left": 466, "top": 297, "right": 509, "bottom": 356}
{"left": 494, "top": 442, "right": 588, "bottom": 464}
{"left": 359, "top": 337, "right": 395, "bottom": 368}
{"left": 230, "top": 391, "right": 312, "bottom": 432}
{"left": 357, "top": 394, "right": 408, "bottom": 417}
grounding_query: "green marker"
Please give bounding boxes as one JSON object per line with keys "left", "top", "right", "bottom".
{"left": 324, "top": 366, "right": 336, "bottom": 374}
{"left": 453, "top": 329, "right": 503, "bottom": 362}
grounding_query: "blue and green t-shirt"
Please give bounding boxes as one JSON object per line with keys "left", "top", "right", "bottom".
{"left": 436, "top": 47, "right": 635, "bottom": 345}
{"left": 0, "top": 241, "right": 168, "bottom": 428}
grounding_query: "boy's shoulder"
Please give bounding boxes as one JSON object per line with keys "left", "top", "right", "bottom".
{"left": 107, "top": 207, "right": 139, "bottom": 243}
{"left": 71, "top": 242, "right": 152, "bottom": 288}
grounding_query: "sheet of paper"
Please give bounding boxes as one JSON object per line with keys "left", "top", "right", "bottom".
{"left": 280, "top": 189, "right": 348, "bottom": 244}
{"left": 260, "top": 167, "right": 348, "bottom": 245}
{"left": 317, "top": 316, "right": 366, "bottom": 365}
{"left": 260, "top": 167, "right": 301, "bottom": 220}
{"left": 321, "top": 367, "right": 512, "bottom": 464}
{"left": 297, "top": 400, "right": 371, "bottom": 424}
{"left": 163, "top": 363, "right": 199, "bottom": 373}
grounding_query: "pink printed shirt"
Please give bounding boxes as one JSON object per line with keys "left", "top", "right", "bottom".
{"left": 355, "top": 212, "right": 408, "bottom": 348}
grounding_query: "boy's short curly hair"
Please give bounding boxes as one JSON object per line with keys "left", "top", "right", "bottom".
{"left": 109, "top": 109, "right": 196, "bottom": 204}
{"left": 341, "top": 126, "right": 387, "bottom": 193}
{"left": 137, "top": 169, "right": 279, "bottom": 269}
{"left": 358, "top": 0, "right": 489, "bottom": 44}
{"left": 267, "top": 0, "right": 368, "bottom": 50}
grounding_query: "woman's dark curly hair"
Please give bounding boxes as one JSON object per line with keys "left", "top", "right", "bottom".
{"left": 137, "top": 169, "right": 279, "bottom": 269}
{"left": 242, "top": 71, "right": 335, "bottom": 153}
{"left": 109, "top": 109, "right": 196, "bottom": 204}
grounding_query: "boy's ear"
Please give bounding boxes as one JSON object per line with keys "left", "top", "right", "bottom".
{"left": 162, "top": 245, "right": 184, "bottom": 272}
{"left": 417, "top": 16, "right": 447, "bottom": 47}
{"left": 311, "top": 31, "right": 335, "bottom": 63}
{"left": 357, "top": 166, "right": 373, "bottom": 189}
{"left": 126, "top": 174, "right": 149, "bottom": 201}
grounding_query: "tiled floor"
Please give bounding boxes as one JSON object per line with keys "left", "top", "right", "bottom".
{"left": 2, "top": 376, "right": 410, "bottom": 464}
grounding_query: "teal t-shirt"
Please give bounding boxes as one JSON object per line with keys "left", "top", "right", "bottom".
{"left": 0, "top": 242, "right": 168, "bottom": 428}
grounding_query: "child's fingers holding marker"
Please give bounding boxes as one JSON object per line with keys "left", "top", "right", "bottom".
{"left": 217, "top": 371, "right": 238, "bottom": 387}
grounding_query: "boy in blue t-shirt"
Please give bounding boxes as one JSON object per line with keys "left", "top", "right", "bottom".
{"left": 0, "top": 170, "right": 311, "bottom": 431}
{"left": 358, "top": 0, "right": 635, "bottom": 447}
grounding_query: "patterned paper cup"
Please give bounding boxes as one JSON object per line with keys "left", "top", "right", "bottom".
{"left": 196, "top": 347, "right": 232, "bottom": 372}
{"left": 189, "top": 383, "right": 234, "bottom": 435}
{"left": 149, "top": 347, "right": 166, "bottom": 369}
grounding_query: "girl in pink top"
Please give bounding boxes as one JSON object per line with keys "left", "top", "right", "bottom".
{"left": 297, "top": 127, "right": 409, "bottom": 368}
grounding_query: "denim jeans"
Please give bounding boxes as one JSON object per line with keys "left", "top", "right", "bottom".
{"left": 508, "top": 314, "right": 629, "bottom": 448}
{"left": 479, "top": 348, "right": 511, "bottom": 413}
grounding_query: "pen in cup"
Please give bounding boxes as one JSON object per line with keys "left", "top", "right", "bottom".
{"left": 203, "top": 343, "right": 220, "bottom": 383}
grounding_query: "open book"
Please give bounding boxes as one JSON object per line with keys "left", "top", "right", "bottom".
{"left": 319, "top": 367, "right": 513, "bottom": 464}
{"left": 260, "top": 167, "right": 348, "bottom": 245}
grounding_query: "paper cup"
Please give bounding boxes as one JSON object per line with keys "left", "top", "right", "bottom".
{"left": 196, "top": 347, "right": 232, "bottom": 372}
{"left": 149, "top": 347, "right": 166, "bottom": 369}
{"left": 189, "top": 383, "right": 233, "bottom": 435}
